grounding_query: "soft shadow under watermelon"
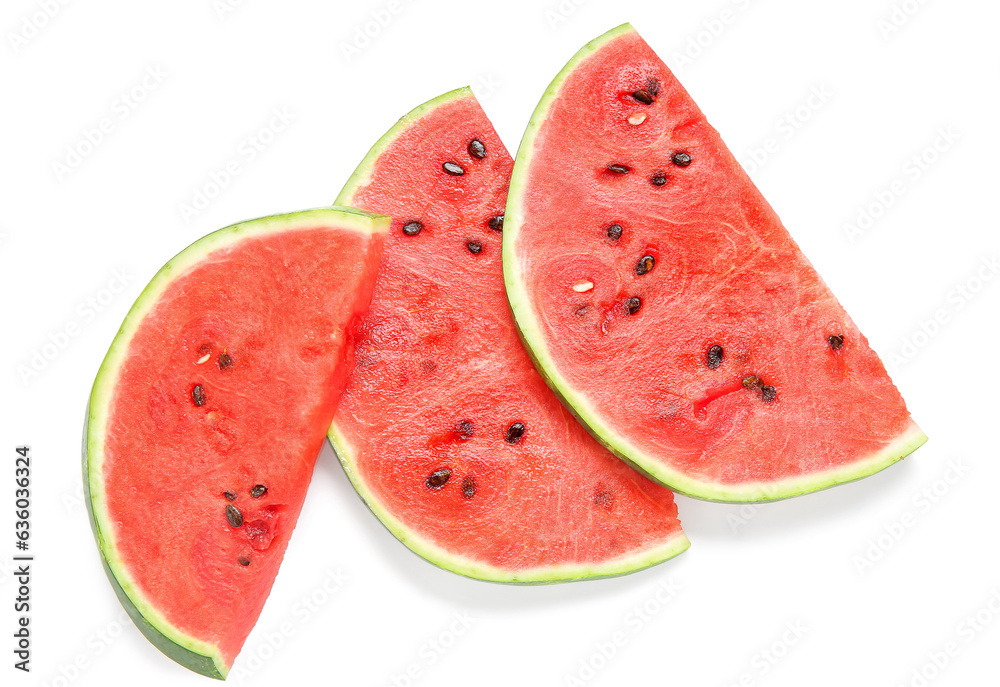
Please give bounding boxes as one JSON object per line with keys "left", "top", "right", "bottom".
{"left": 315, "top": 444, "right": 693, "bottom": 612}
{"left": 676, "top": 455, "right": 917, "bottom": 544}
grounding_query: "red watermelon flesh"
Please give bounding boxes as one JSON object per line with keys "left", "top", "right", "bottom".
{"left": 329, "top": 88, "right": 689, "bottom": 582}
{"left": 85, "top": 208, "right": 387, "bottom": 677}
{"left": 503, "top": 25, "right": 926, "bottom": 502}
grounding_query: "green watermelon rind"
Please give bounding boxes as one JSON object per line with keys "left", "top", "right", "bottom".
{"left": 83, "top": 207, "right": 390, "bottom": 679}
{"left": 330, "top": 86, "right": 691, "bottom": 583}
{"left": 502, "top": 23, "right": 928, "bottom": 503}
{"left": 338, "top": 85, "right": 474, "bottom": 202}
{"left": 328, "top": 424, "right": 690, "bottom": 584}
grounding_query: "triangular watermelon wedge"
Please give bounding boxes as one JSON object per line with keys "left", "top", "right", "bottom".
{"left": 503, "top": 24, "right": 926, "bottom": 502}
{"left": 328, "top": 87, "right": 689, "bottom": 582}
{"left": 84, "top": 208, "right": 387, "bottom": 678}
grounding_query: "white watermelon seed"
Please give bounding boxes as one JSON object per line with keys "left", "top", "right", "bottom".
{"left": 628, "top": 112, "right": 646, "bottom": 125}
{"left": 573, "top": 280, "right": 594, "bottom": 293}
{"left": 196, "top": 353, "right": 211, "bottom": 364}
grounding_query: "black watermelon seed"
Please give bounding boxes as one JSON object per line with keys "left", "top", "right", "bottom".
{"left": 226, "top": 504, "right": 244, "bottom": 528}
{"left": 403, "top": 221, "right": 423, "bottom": 236}
{"left": 651, "top": 174, "right": 667, "bottom": 186}
{"left": 505, "top": 422, "right": 526, "bottom": 444}
{"left": 218, "top": 352, "right": 233, "bottom": 370}
{"left": 632, "top": 89, "right": 654, "bottom": 104}
{"left": 828, "top": 334, "right": 844, "bottom": 351}
{"left": 761, "top": 385, "right": 777, "bottom": 402}
{"left": 608, "top": 164, "right": 630, "bottom": 174}
{"left": 426, "top": 469, "right": 452, "bottom": 490}
{"left": 488, "top": 215, "right": 504, "bottom": 231}
{"left": 672, "top": 152, "right": 692, "bottom": 167}
{"left": 250, "top": 484, "right": 267, "bottom": 498}
{"left": 626, "top": 297, "right": 642, "bottom": 315}
{"left": 443, "top": 162, "right": 465, "bottom": 176}
{"left": 456, "top": 420, "right": 474, "bottom": 440}
{"left": 607, "top": 224, "right": 623, "bottom": 241}
{"left": 192, "top": 385, "right": 206, "bottom": 407}
{"left": 636, "top": 255, "right": 655, "bottom": 275}
{"left": 646, "top": 78, "right": 660, "bottom": 96}
{"left": 462, "top": 476, "right": 476, "bottom": 499}
{"left": 467, "top": 240, "right": 483, "bottom": 254}
{"left": 707, "top": 345, "right": 724, "bottom": 369}
{"left": 238, "top": 556, "right": 251, "bottom": 566}
{"left": 468, "top": 139, "right": 486, "bottom": 159}
{"left": 742, "top": 375, "right": 762, "bottom": 389}
{"left": 224, "top": 491, "right": 236, "bottom": 501}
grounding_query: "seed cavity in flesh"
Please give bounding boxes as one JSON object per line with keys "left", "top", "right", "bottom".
{"left": 632, "top": 89, "right": 654, "bottom": 104}
{"left": 250, "top": 484, "right": 267, "bottom": 498}
{"left": 607, "top": 224, "right": 623, "bottom": 241}
{"left": 468, "top": 139, "right": 486, "bottom": 159}
{"left": 593, "top": 491, "right": 614, "bottom": 511}
{"left": 226, "top": 504, "right": 244, "bottom": 528}
{"left": 761, "top": 385, "right": 777, "bottom": 402}
{"left": 192, "top": 384, "right": 206, "bottom": 407}
{"left": 426, "top": 469, "right": 452, "bottom": 490}
{"left": 651, "top": 174, "right": 667, "bottom": 187}
{"left": 467, "top": 240, "right": 482, "bottom": 254}
{"left": 628, "top": 112, "right": 647, "bottom": 125}
{"left": 742, "top": 375, "right": 762, "bottom": 389}
{"left": 672, "top": 152, "right": 692, "bottom": 167}
{"left": 647, "top": 78, "right": 660, "bottom": 96}
{"left": 224, "top": 491, "right": 236, "bottom": 501}
{"left": 197, "top": 353, "right": 211, "bottom": 365}
{"left": 505, "top": 422, "right": 526, "bottom": 444}
{"left": 488, "top": 215, "right": 504, "bottom": 231}
{"left": 462, "top": 476, "right": 476, "bottom": 499}
{"left": 456, "top": 421, "right": 474, "bottom": 441}
{"left": 707, "top": 345, "right": 724, "bottom": 369}
{"left": 403, "top": 221, "right": 423, "bottom": 236}
{"left": 219, "top": 352, "right": 233, "bottom": 370}
{"left": 573, "top": 280, "right": 594, "bottom": 293}
{"left": 828, "top": 334, "right": 844, "bottom": 350}
{"left": 443, "top": 161, "right": 464, "bottom": 176}
{"left": 238, "top": 556, "right": 251, "bottom": 566}
{"left": 608, "top": 164, "right": 630, "bottom": 175}
{"left": 636, "top": 255, "right": 655, "bottom": 275}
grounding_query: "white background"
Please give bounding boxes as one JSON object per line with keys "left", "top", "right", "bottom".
{"left": 2, "top": 0, "right": 997, "bottom": 685}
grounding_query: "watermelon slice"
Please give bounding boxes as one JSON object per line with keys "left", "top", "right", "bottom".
{"left": 84, "top": 208, "right": 387, "bottom": 678}
{"left": 503, "top": 24, "right": 926, "bottom": 502}
{"left": 328, "top": 87, "right": 689, "bottom": 583}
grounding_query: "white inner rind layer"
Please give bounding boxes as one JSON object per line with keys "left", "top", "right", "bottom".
{"left": 85, "top": 207, "right": 390, "bottom": 679}
{"left": 501, "top": 23, "right": 927, "bottom": 503}
{"left": 330, "top": 86, "right": 690, "bottom": 583}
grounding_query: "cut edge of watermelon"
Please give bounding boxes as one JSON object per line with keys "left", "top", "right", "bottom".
{"left": 503, "top": 23, "right": 928, "bottom": 503}
{"left": 83, "top": 207, "right": 390, "bottom": 679}
{"left": 328, "top": 425, "right": 691, "bottom": 583}
{"left": 337, "top": 85, "right": 474, "bottom": 206}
